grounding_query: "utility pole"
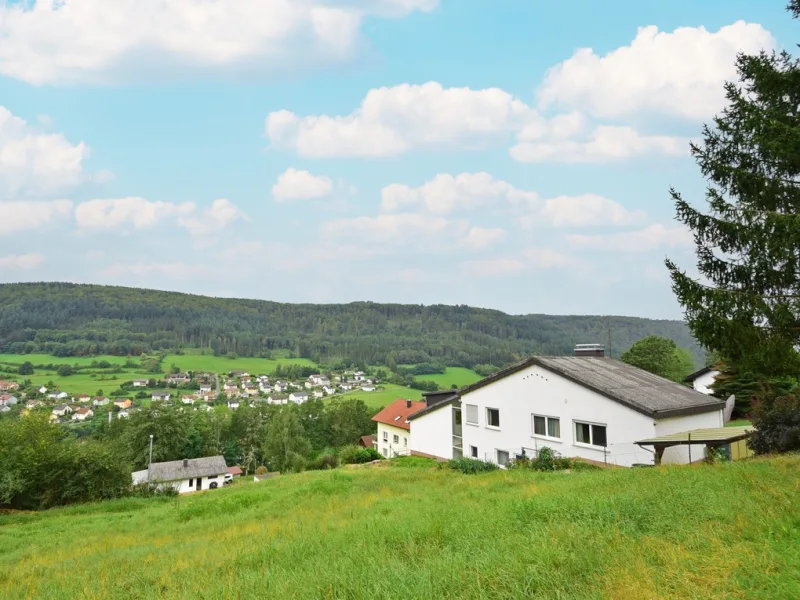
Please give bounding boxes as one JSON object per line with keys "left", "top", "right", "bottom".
{"left": 147, "top": 434, "right": 154, "bottom": 484}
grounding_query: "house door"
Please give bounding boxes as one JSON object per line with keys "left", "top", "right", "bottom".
{"left": 196, "top": 477, "right": 202, "bottom": 491}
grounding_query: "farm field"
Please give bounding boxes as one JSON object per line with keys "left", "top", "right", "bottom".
{"left": 334, "top": 383, "right": 423, "bottom": 411}
{"left": 1, "top": 456, "right": 798, "bottom": 599}
{"left": 413, "top": 367, "right": 482, "bottom": 389}
{"left": 0, "top": 353, "right": 136, "bottom": 367}
{"left": 161, "top": 353, "right": 317, "bottom": 375}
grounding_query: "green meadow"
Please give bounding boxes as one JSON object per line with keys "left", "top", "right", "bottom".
{"left": 335, "top": 383, "right": 424, "bottom": 411}
{"left": 413, "top": 367, "right": 482, "bottom": 389}
{"left": 0, "top": 353, "right": 135, "bottom": 368}
{"left": 1, "top": 456, "right": 798, "bottom": 599}
{"left": 161, "top": 353, "right": 317, "bottom": 376}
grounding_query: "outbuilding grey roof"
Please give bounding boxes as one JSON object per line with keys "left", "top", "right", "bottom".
{"left": 148, "top": 455, "right": 228, "bottom": 482}
{"left": 457, "top": 356, "right": 724, "bottom": 419}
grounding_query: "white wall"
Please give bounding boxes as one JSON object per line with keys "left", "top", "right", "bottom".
{"left": 172, "top": 474, "right": 226, "bottom": 494}
{"left": 692, "top": 370, "right": 720, "bottom": 395}
{"left": 459, "top": 364, "right": 659, "bottom": 467}
{"left": 410, "top": 406, "right": 454, "bottom": 460}
{"left": 377, "top": 423, "right": 411, "bottom": 457}
{"left": 654, "top": 410, "right": 723, "bottom": 464}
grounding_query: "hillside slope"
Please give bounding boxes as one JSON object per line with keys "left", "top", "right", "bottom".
{"left": 1, "top": 457, "right": 798, "bottom": 599}
{"left": 0, "top": 282, "right": 700, "bottom": 367}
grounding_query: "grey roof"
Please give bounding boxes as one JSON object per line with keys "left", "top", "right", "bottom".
{"left": 459, "top": 356, "right": 725, "bottom": 419}
{"left": 148, "top": 455, "right": 228, "bottom": 482}
{"left": 636, "top": 426, "right": 754, "bottom": 447}
{"left": 408, "top": 391, "right": 460, "bottom": 421}
{"left": 682, "top": 366, "right": 718, "bottom": 383}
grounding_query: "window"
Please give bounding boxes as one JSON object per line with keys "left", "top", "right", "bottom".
{"left": 575, "top": 421, "right": 607, "bottom": 447}
{"left": 470, "top": 445, "right": 478, "bottom": 458}
{"left": 496, "top": 450, "right": 509, "bottom": 466}
{"left": 393, "top": 434, "right": 399, "bottom": 444}
{"left": 486, "top": 408, "right": 500, "bottom": 428}
{"left": 454, "top": 410, "right": 462, "bottom": 426}
{"left": 532, "top": 415, "right": 561, "bottom": 439}
{"left": 403, "top": 437, "right": 407, "bottom": 447}
{"left": 188, "top": 478, "right": 193, "bottom": 486}
{"left": 383, "top": 431, "right": 388, "bottom": 441}
{"left": 382, "top": 447, "right": 388, "bottom": 457}
{"left": 208, "top": 475, "right": 218, "bottom": 479}
{"left": 465, "top": 404, "right": 479, "bottom": 425}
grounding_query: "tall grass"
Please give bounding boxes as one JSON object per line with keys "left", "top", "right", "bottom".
{"left": 1, "top": 456, "right": 799, "bottom": 599}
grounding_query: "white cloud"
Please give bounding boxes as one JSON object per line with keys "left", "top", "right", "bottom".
{"left": 461, "top": 258, "right": 526, "bottom": 277}
{"left": 0, "top": 253, "right": 44, "bottom": 269}
{"left": 381, "top": 172, "right": 537, "bottom": 215}
{"left": 266, "top": 82, "right": 532, "bottom": 157}
{"left": 462, "top": 247, "right": 577, "bottom": 277}
{"left": 0, "top": 0, "right": 437, "bottom": 85}
{"left": 511, "top": 124, "right": 689, "bottom": 163}
{"left": 272, "top": 168, "right": 334, "bottom": 201}
{"left": 0, "top": 200, "right": 73, "bottom": 234}
{"left": 460, "top": 227, "right": 506, "bottom": 250}
{"left": 0, "top": 106, "right": 91, "bottom": 197}
{"left": 74, "top": 197, "right": 195, "bottom": 230}
{"left": 566, "top": 224, "right": 694, "bottom": 252}
{"left": 527, "top": 194, "right": 647, "bottom": 228}
{"left": 537, "top": 21, "right": 775, "bottom": 120}
{"left": 178, "top": 199, "right": 249, "bottom": 236}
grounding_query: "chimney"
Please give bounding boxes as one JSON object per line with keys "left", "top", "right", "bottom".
{"left": 406, "top": 399, "right": 412, "bottom": 409}
{"left": 183, "top": 459, "right": 189, "bottom": 468}
{"left": 574, "top": 343, "right": 605, "bottom": 358}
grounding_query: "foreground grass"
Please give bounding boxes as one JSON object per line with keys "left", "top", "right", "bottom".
{"left": 1, "top": 457, "right": 798, "bottom": 600}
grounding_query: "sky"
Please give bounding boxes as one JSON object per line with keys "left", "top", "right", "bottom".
{"left": 0, "top": 0, "right": 795, "bottom": 318}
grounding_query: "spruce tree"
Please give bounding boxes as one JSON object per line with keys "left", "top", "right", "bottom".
{"left": 666, "top": 2, "right": 800, "bottom": 379}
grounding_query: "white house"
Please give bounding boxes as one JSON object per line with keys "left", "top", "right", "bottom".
{"left": 199, "top": 383, "right": 213, "bottom": 393}
{"left": 268, "top": 394, "right": 288, "bottom": 405}
{"left": 289, "top": 391, "right": 308, "bottom": 404}
{"left": 131, "top": 456, "right": 230, "bottom": 494}
{"left": 39, "top": 386, "right": 47, "bottom": 394}
{"left": 312, "top": 390, "right": 324, "bottom": 399}
{"left": 152, "top": 391, "right": 171, "bottom": 402}
{"left": 74, "top": 394, "right": 91, "bottom": 403}
{"left": 683, "top": 367, "right": 721, "bottom": 395}
{"left": 48, "top": 391, "right": 69, "bottom": 400}
{"left": 360, "top": 385, "right": 376, "bottom": 392}
{"left": 410, "top": 349, "right": 725, "bottom": 467}
{"left": 0, "top": 394, "right": 19, "bottom": 408}
{"left": 353, "top": 371, "right": 365, "bottom": 382}
{"left": 322, "top": 385, "right": 336, "bottom": 395}
{"left": 181, "top": 395, "right": 195, "bottom": 405}
{"left": 227, "top": 400, "right": 240, "bottom": 410}
{"left": 273, "top": 381, "right": 288, "bottom": 393}
{"left": 373, "top": 399, "right": 425, "bottom": 458}
{"left": 259, "top": 384, "right": 273, "bottom": 394}
{"left": 132, "top": 379, "right": 149, "bottom": 387}
{"left": 51, "top": 404, "right": 73, "bottom": 418}
{"left": 93, "top": 396, "right": 110, "bottom": 406}
{"left": 339, "top": 382, "right": 353, "bottom": 391}
{"left": 72, "top": 408, "right": 94, "bottom": 422}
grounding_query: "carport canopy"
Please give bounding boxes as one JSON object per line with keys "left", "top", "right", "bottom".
{"left": 636, "top": 426, "right": 754, "bottom": 465}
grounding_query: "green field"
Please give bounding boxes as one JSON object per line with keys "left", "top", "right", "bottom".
{"left": 335, "top": 383, "right": 424, "bottom": 411}
{"left": 0, "top": 353, "right": 135, "bottom": 368}
{"left": 413, "top": 367, "right": 482, "bottom": 389}
{"left": 1, "top": 456, "right": 798, "bottom": 599}
{"left": 161, "top": 353, "right": 317, "bottom": 375}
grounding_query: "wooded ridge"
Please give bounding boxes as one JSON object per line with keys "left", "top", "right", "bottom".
{"left": 0, "top": 282, "right": 700, "bottom": 368}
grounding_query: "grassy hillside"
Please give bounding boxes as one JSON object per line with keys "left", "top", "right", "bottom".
{"left": 413, "top": 367, "right": 483, "bottom": 388}
{"left": 1, "top": 457, "right": 798, "bottom": 599}
{"left": 0, "top": 282, "right": 702, "bottom": 367}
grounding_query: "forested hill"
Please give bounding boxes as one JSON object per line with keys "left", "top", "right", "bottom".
{"left": 0, "top": 282, "right": 700, "bottom": 368}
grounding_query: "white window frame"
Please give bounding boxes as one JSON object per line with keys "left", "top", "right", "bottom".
{"left": 403, "top": 437, "right": 407, "bottom": 447}
{"left": 486, "top": 407, "right": 500, "bottom": 430}
{"left": 465, "top": 404, "right": 479, "bottom": 426}
{"left": 496, "top": 449, "right": 510, "bottom": 466}
{"left": 573, "top": 420, "right": 608, "bottom": 449}
{"left": 531, "top": 414, "right": 561, "bottom": 442}
{"left": 469, "top": 445, "right": 478, "bottom": 458}
{"left": 393, "top": 434, "right": 399, "bottom": 444}
{"left": 383, "top": 431, "right": 388, "bottom": 442}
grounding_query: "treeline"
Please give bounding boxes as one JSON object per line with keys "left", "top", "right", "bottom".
{"left": 0, "top": 397, "right": 376, "bottom": 510}
{"left": 0, "top": 282, "right": 702, "bottom": 368}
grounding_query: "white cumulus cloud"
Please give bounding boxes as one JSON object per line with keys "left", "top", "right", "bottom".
{"left": 266, "top": 82, "right": 532, "bottom": 157}
{"left": 0, "top": 0, "right": 438, "bottom": 85}
{"left": 0, "top": 253, "right": 45, "bottom": 269}
{"left": 528, "top": 194, "right": 647, "bottom": 228}
{"left": 0, "top": 106, "right": 91, "bottom": 197}
{"left": 272, "top": 168, "right": 334, "bottom": 201}
{"left": 566, "top": 224, "right": 694, "bottom": 252}
{"left": 0, "top": 200, "right": 73, "bottom": 234}
{"left": 178, "top": 199, "right": 249, "bottom": 236}
{"left": 537, "top": 21, "right": 775, "bottom": 121}
{"left": 74, "top": 197, "right": 196, "bottom": 230}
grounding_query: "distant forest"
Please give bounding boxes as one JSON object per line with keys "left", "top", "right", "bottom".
{"left": 0, "top": 283, "right": 701, "bottom": 368}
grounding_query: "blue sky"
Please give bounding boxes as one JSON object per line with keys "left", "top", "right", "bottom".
{"left": 0, "top": 0, "right": 795, "bottom": 318}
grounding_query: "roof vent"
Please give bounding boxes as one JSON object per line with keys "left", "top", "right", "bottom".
{"left": 183, "top": 459, "right": 189, "bottom": 468}
{"left": 574, "top": 343, "right": 605, "bottom": 357}
{"left": 406, "top": 399, "right": 412, "bottom": 408}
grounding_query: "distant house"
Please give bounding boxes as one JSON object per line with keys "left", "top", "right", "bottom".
{"left": 322, "top": 385, "right": 336, "bottom": 395}
{"left": 39, "top": 386, "right": 47, "bottom": 394}
{"left": 312, "top": 390, "right": 324, "bottom": 399}
{"left": 227, "top": 466, "right": 243, "bottom": 478}
{"left": 25, "top": 399, "right": 43, "bottom": 410}
{"left": 353, "top": 371, "right": 365, "bottom": 382}
{"left": 339, "top": 382, "right": 353, "bottom": 392}
{"left": 268, "top": 394, "right": 288, "bottom": 405}
{"left": 289, "top": 392, "right": 309, "bottom": 404}
{"left": 74, "top": 394, "right": 91, "bottom": 403}
{"left": 118, "top": 409, "right": 134, "bottom": 419}
{"left": 227, "top": 400, "right": 240, "bottom": 410}
{"left": 259, "top": 384, "right": 273, "bottom": 394}
{"left": 166, "top": 373, "right": 191, "bottom": 385}
{"left": 114, "top": 399, "right": 133, "bottom": 410}
{"left": 0, "top": 380, "right": 20, "bottom": 392}
{"left": 360, "top": 385, "right": 376, "bottom": 392}
{"left": 181, "top": 395, "right": 195, "bottom": 405}
{"left": 131, "top": 456, "right": 230, "bottom": 494}
{"left": 151, "top": 392, "right": 171, "bottom": 402}
{"left": 48, "top": 391, "right": 69, "bottom": 400}
{"left": 51, "top": 404, "right": 73, "bottom": 419}
{"left": 72, "top": 407, "right": 94, "bottom": 422}
{"left": 373, "top": 399, "right": 424, "bottom": 458}
{"left": 199, "top": 383, "right": 212, "bottom": 393}
{"left": 132, "top": 379, "right": 149, "bottom": 388}
{"left": 358, "top": 435, "right": 377, "bottom": 449}
{"left": 273, "top": 381, "right": 288, "bottom": 393}
{"left": 92, "top": 396, "right": 110, "bottom": 406}
{"left": 229, "top": 370, "right": 249, "bottom": 378}
{"left": 683, "top": 367, "right": 721, "bottom": 396}
{"left": 0, "top": 394, "right": 18, "bottom": 407}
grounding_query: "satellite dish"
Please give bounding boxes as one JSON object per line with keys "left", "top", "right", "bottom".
{"left": 723, "top": 395, "right": 735, "bottom": 425}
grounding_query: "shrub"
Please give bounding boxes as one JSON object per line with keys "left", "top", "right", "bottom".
{"left": 447, "top": 457, "right": 498, "bottom": 474}
{"left": 286, "top": 452, "right": 307, "bottom": 473}
{"left": 255, "top": 466, "right": 268, "bottom": 475}
{"left": 507, "top": 447, "right": 574, "bottom": 472}
{"left": 309, "top": 454, "right": 339, "bottom": 471}
{"left": 337, "top": 445, "right": 360, "bottom": 464}
{"left": 749, "top": 392, "right": 800, "bottom": 454}
{"left": 352, "top": 448, "right": 383, "bottom": 464}
{"left": 131, "top": 483, "right": 179, "bottom": 499}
